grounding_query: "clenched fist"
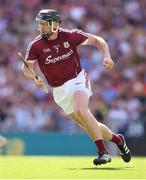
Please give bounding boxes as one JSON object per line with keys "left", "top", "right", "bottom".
{"left": 103, "top": 57, "right": 114, "bottom": 70}
{"left": 34, "top": 76, "right": 48, "bottom": 93}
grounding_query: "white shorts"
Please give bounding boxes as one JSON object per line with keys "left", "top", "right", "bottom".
{"left": 53, "top": 69, "right": 93, "bottom": 114}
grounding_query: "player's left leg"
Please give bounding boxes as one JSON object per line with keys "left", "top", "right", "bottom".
{"left": 97, "top": 123, "right": 131, "bottom": 162}
{"left": 0, "top": 135, "right": 7, "bottom": 148}
{"left": 53, "top": 69, "right": 130, "bottom": 165}
{"left": 69, "top": 113, "right": 131, "bottom": 163}
{"left": 116, "top": 134, "right": 131, "bottom": 162}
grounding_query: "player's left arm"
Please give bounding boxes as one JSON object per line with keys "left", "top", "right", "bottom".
{"left": 81, "top": 34, "right": 114, "bottom": 70}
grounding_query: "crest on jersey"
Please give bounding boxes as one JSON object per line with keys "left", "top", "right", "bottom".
{"left": 63, "top": 41, "right": 70, "bottom": 48}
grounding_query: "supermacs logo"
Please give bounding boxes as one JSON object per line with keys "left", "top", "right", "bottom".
{"left": 45, "top": 49, "right": 73, "bottom": 64}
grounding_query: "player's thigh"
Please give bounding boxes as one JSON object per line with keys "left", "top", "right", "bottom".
{"left": 68, "top": 112, "right": 85, "bottom": 128}
{"left": 73, "top": 90, "right": 89, "bottom": 111}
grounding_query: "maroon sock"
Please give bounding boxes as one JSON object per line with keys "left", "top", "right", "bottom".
{"left": 111, "top": 134, "right": 123, "bottom": 145}
{"left": 94, "top": 139, "right": 108, "bottom": 154}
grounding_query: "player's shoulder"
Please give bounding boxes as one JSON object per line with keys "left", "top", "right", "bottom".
{"left": 28, "top": 35, "right": 42, "bottom": 47}
{"left": 59, "top": 28, "right": 88, "bottom": 36}
{"left": 59, "top": 28, "right": 71, "bottom": 33}
{"left": 59, "top": 27, "right": 80, "bottom": 33}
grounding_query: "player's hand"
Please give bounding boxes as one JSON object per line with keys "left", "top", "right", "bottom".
{"left": 34, "top": 76, "right": 48, "bottom": 93}
{"left": 103, "top": 57, "right": 114, "bottom": 70}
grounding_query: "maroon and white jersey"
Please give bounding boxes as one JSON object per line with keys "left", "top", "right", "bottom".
{"left": 25, "top": 28, "right": 89, "bottom": 87}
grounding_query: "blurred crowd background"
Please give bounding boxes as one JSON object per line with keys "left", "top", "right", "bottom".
{"left": 0, "top": 0, "right": 146, "bottom": 136}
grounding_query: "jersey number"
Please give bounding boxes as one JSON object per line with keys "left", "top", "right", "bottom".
{"left": 54, "top": 47, "right": 59, "bottom": 53}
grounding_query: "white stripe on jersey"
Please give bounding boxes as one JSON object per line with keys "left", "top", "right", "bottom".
{"left": 59, "top": 28, "right": 89, "bottom": 37}
{"left": 25, "top": 35, "right": 42, "bottom": 60}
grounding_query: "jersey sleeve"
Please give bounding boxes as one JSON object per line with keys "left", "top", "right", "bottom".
{"left": 25, "top": 42, "right": 39, "bottom": 61}
{"left": 67, "top": 29, "right": 89, "bottom": 46}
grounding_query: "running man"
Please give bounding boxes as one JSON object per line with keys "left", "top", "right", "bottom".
{"left": 22, "top": 9, "right": 131, "bottom": 165}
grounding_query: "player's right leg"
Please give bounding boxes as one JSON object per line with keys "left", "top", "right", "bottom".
{"left": 69, "top": 113, "right": 131, "bottom": 163}
{"left": 0, "top": 135, "right": 7, "bottom": 148}
{"left": 69, "top": 111, "right": 111, "bottom": 165}
{"left": 69, "top": 91, "right": 111, "bottom": 165}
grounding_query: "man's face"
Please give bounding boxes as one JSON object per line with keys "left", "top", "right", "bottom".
{"left": 37, "top": 20, "right": 59, "bottom": 36}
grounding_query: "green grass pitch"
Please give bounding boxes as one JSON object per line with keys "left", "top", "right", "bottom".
{"left": 0, "top": 156, "right": 146, "bottom": 179}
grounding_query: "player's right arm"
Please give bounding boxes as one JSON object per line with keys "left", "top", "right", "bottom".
{"left": 22, "top": 60, "right": 36, "bottom": 81}
{"left": 22, "top": 40, "right": 48, "bottom": 90}
{"left": 22, "top": 60, "right": 46, "bottom": 89}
